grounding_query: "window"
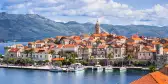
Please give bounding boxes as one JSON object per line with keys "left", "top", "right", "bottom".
{"left": 40, "top": 55, "right": 42, "bottom": 58}
{"left": 149, "top": 53, "right": 150, "bottom": 56}
{"left": 115, "top": 49, "right": 117, "bottom": 53}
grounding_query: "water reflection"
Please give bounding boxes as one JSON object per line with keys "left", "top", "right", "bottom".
{"left": 120, "top": 72, "right": 126, "bottom": 84}
{"left": 0, "top": 68, "right": 149, "bottom": 84}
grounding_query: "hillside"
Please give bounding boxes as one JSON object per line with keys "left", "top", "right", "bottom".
{"left": 0, "top": 12, "right": 167, "bottom": 41}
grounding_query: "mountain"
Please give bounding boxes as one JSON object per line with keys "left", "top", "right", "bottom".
{"left": 0, "top": 12, "right": 168, "bottom": 42}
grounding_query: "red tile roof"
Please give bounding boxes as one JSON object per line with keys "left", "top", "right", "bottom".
{"left": 131, "top": 71, "right": 168, "bottom": 84}
{"left": 52, "top": 58, "right": 64, "bottom": 61}
{"left": 9, "top": 48, "right": 19, "bottom": 53}
{"left": 63, "top": 44, "right": 76, "bottom": 48}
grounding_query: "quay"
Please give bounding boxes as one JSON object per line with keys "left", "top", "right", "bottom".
{"left": 84, "top": 66, "right": 149, "bottom": 70}
{"left": 0, "top": 65, "right": 150, "bottom": 71}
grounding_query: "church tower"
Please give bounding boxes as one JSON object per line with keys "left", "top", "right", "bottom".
{"left": 95, "top": 20, "right": 101, "bottom": 34}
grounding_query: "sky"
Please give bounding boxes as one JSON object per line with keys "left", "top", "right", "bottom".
{"left": 0, "top": 0, "right": 168, "bottom": 26}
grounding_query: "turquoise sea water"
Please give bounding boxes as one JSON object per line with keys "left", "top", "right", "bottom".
{"left": 0, "top": 68, "right": 149, "bottom": 84}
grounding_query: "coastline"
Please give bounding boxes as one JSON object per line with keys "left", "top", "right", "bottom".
{"left": 0, "top": 65, "right": 50, "bottom": 71}
{"left": 0, "top": 64, "right": 151, "bottom": 71}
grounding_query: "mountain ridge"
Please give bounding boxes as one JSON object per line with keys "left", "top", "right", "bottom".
{"left": 0, "top": 12, "right": 167, "bottom": 42}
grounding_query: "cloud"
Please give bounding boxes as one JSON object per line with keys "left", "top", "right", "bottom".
{"left": 1, "top": 0, "right": 168, "bottom": 26}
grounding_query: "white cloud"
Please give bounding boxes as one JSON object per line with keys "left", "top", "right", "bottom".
{"left": 1, "top": 0, "right": 168, "bottom": 26}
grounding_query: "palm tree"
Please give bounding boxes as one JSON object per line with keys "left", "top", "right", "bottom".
{"left": 58, "top": 49, "right": 64, "bottom": 58}
{"left": 24, "top": 50, "right": 30, "bottom": 57}
{"left": 29, "top": 48, "right": 34, "bottom": 59}
{"left": 49, "top": 50, "right": 56, "bottom": 58}
{"left": 107, "top": 52, "right": 114, "bottom": 65}
{"left": 126, "top": 54, "right": 133, "bottom": 66}
{"left": 69, "top": 52, "right": 77, "bottom": 64}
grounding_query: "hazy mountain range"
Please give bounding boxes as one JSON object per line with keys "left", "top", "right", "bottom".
{"left": 0, "top": 12, "right": 168, "bottom": 42}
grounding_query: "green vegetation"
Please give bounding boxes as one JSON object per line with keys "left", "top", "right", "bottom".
{"left": 0, "top": 54, "right": 3, "bottom": 58}
{"left": 125, "top": 54, "right": 133, "bottom": 66}
{"left": 149, "top": 65, "right": 156, "bottom": 72}
{"left": 53, "top": 61, "right": 62, "bottom": 66}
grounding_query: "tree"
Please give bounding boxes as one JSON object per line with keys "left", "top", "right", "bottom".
{"left": 54, "top": 39, "right": 60, "bottom": 44}
{"left": 126, "top": 54, "right": 133, "bottom": 66}
{"left": 96, "top": 39, "right": 102, "bottom": 46}
{"left": 149, "top": 65, "right": 156, "bottom": 72}
{"left": 25, "top": 58, "right": 34, "bottom": 65}
{"left": 53, "top": 61, "right": 62, "bottom": 66}
{"left": 7, "top": 58, "right": 17, "bottom": 64}
{"left": 58, "top": 50, "right": 64, "bottom": 58}
{"left": 107, "top": 53, "right": 113, "bottom": 65}
{"left": 44, "top": 60, "right": 49, "bottom": 65}
{"left": 0, "top": 54, "right": 3, "bottom": 58}
{"left": 29, "top": 48, "right": 34, "bottom": 59}
{"left": 24, "top": 50, "right": 30, "bottom": 57}
{"left": 69, "top": 52, "right": 77, "bottom": 64}
{"left": 49, "top": 50, "right": 56, "bottom": 58}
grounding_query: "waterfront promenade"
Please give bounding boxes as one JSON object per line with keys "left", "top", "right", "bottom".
{"left": 0, "top": 64, "right": 150, "bottom": 71}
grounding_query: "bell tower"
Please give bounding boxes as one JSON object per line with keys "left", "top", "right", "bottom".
{"left": 95, "top": 20, "right": 100, "bottom": 34}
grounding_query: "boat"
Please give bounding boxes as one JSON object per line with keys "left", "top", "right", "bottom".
{"left": 120, "top": 58, "right": 127, "bottom": 72}
{"left": 94, "top": 64, "right": 103, "bottom": 72}
{"left": 104, "top": 65, "right": 113, "bottom": 72}
{"left": 120, "top": 67, "right": 127, "bottom": 72}
{"left": 50, "top": 66, "right": 63, "bottom": 72}
{"left": 67, "top": 63, "right": 85, "bottom": 72}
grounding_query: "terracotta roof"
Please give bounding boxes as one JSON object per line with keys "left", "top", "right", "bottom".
{"left": 82, "top": 34, "right": 90, "bottom": 37}
{"left": 131, "top": 71, "right": 168, "bottom": 84}
{"left": 52, "top": 58, "right": 64, "bottom": 61}
{"left": 57, "top": 44, "right": 63, "bottom": 48}
{"left": 73, "top": 36, "right": 81, "bottom": 40}
{"left": 97, "top": 45, "right": 107, "bottom": 48}
{"left": 9, "top": 48, "right": 19, "bottom": 53}
{"left": 101, "top": 33, "right": 109, "bottom": 37}
{"left": 35, "top": 40, "right": 45, "bottom": 43}
{"left": 89, "top": 37, "right": 94, "bottom": 40}
{"left": 28, "top": 42, "right": 34, "bottom": 44}
{"left": 164, "top": 48, "right": 168, "bottom": 52}
{"left": 15, "top": 44, "right": 24, "bottom": 47}
{"left": 92, "top": 34, "right": 101, "bottom": 37}
{"left": 152, "top": 42, "right": 161, "bottom": 45}
{"left": 55, "top": 36, "right": 63, "bottom": 38}
{"left": 116, "top": 36, "right": 126, "bottom": 39}
{"left": 127, "top": 42, "right": 135, "bottom": 45}
{"left": 100, "top": 40, "right": 105, "bottom": 43}
{"left": 150, "top": 49, "right": 156, "bottom": 52}
{"left": 132, "top": 37, "right": 142, "bottom": 41}
{"left": 63, "top": 44, "right": 76, "bottom": 48}
{"left": 132, "top": 34, "right": 139, "bottom": 38}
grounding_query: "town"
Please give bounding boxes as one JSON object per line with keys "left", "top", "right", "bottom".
{"left": 2, "top": 20, "right": 168, "bottom": 70}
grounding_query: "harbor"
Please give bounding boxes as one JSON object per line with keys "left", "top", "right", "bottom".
{"left": 0, "top": 64, "right": 150, "bottom": 72}
{"left": 0, "top": 66, "right": 150, "bottom": 84}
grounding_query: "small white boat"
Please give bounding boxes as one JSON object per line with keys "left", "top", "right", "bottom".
{"left": 67, "top": 63, "right": 85, "bottom": 72}
{"left": 50, "top": 66, "right": 63, "bottom": 72}
{"left": 105, "top": 65, "right": 113, "bottom": 72}
{"left": 94, "top": 65, "right": 103, "bottom": 72}
{"left": 120, "top": 67, "right": 127, "bottom": 72}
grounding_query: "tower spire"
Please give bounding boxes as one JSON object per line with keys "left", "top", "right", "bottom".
{"left": 95, "top": 19, "right": 100, "bottom": 34}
